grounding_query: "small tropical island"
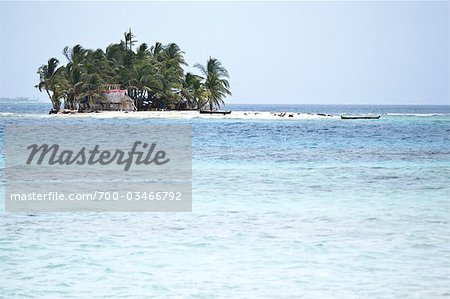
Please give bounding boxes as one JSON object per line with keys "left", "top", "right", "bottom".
{"left": 36, "top": 29, "right": 232, "bottom": 114}
{"left": 35, "top": 29, "right": 378, "bottom": 120}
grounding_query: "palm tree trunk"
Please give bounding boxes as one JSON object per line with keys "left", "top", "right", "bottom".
{"left": 50, "top": 93, "right": 60, "bottom": 111}
{"left": 45, "top": 89, "right": 52, "bottom": 103}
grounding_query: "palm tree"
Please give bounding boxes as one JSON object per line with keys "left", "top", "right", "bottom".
{"left": 62, "top": 64, "right": 83, "bottom": 109}
{"left": 150, "top": 69, "right": 181, "bottom": 109}
{"left": 181, "top": 73, "right": 207, "bottom": 109}
{"left": 138, "top": 42, "right": 187, "bottom": 109}
{"left": 61, "top": 45, "right": 87, "bottom": 109}
{"left": 36, "top": 58, "right": 64, "bottom": 111}
{"left": 128, "top": 60, "right": 158, "bottom": 110}
{"left": 79, "top": 74, "right": 107, "bottom": 111}
{"left": 136, "top": 43, "right": 149, "bottom": 60}
{"left": 63, "top": 44, "right": 86, "bottom": 66}
{"left": 106, "top": 42, "right": 127, "bottom": 66}
{"left": 162, "top": 43, "right": 186, "bottom": 88}
{"left": 194, "top": 57, "right": 231, "bottom": 111}
{"left": 150, "top": 42, "right": 165, "bottom": 61}
{"left": 123, "top": 28, "right": 137, "bottom": 51}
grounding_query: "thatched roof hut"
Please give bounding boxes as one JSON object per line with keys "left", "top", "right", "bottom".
{"left": 102, "top": 89, "right": 136, "bottom": 111}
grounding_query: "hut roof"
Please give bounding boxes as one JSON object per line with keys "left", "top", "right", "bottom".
{"left": 103, "top": 90, "right": 133, "bottom": 104}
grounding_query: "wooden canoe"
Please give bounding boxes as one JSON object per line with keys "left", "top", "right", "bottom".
{"left": 200, "top": 110, "right": 232, "bottom": 115}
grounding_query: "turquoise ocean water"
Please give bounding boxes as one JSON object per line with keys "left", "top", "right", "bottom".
{"left": 1, "top": 102, "right": 449, "bottom": 298}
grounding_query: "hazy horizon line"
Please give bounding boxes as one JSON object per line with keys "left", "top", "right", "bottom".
{"left": 1, "top": 97, "right": 448, "bottom": 106}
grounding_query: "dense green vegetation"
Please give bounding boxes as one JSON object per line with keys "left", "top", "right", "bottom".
{"left": 36, "top": 29, "right": 231, "bottom": 112}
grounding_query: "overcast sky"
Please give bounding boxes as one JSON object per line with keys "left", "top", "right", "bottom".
{"left": 0, "top": 1, "right": 448, "bottom": 104}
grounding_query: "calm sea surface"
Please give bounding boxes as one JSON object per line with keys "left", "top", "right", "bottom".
{"left": 1, "top": 102, "right": 450, "bottom": 298}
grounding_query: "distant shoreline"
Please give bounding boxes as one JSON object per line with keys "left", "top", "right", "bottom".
{"left": 0, "top": 97, "right": 40, "bottom": 103}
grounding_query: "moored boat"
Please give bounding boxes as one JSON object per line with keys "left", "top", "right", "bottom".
{"left": 200, "top": 110, "right": 232, "bottom": 115}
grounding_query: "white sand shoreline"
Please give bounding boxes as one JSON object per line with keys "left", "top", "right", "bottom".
{"left": 54, "top": 110, "right": 339, "bottom": 120}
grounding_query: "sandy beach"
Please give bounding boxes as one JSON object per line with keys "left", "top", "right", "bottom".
{"left": 55, "top": 110, "right": 338, "bottom": 120}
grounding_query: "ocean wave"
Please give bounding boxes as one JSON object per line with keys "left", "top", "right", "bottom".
{"left": 0, "top": 113, "right": 53, "bottom": 119}
{"left": 387, "top": 113, "right": 448, "bottom": 117}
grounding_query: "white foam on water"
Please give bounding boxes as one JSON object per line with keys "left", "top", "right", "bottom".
{"left": 387, "top": 113, "right": 446, "bottom": 117}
